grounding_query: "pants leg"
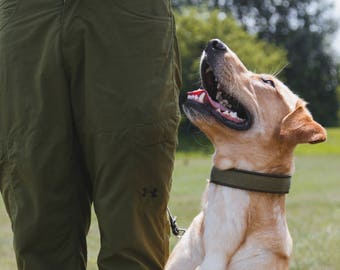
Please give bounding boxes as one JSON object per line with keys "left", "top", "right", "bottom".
{"left": 61, "top": 0, "right": 181, "bottom": 269}
{"left": 0, "top": 1, "right": 91, "bottom": 269}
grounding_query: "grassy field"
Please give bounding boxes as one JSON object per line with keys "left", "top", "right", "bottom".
{"left": 0, "top": 128, "right": 339, "bottom": 269}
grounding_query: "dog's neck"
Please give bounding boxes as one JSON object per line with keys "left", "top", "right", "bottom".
{"left": 212, "top": 143, "right": 295, "bottom": 175}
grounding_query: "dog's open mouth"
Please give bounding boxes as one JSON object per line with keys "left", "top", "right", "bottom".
{"left": 186, "top": 57, "right": 252, "bottom": 130}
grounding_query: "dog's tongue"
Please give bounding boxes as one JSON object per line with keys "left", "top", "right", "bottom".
{"left": 187, "top": 89, "right": 227, "bottom": 111}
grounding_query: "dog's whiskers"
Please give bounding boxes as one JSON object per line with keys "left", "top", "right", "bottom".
{"left": 272, "top": 63, "right": 289, "bottom": 78}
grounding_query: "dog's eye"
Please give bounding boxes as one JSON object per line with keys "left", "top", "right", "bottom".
{"left": 261, "top": 78, "right": 275, "bottom": 88}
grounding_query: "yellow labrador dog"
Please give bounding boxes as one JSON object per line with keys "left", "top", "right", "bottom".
{"left": 165, "top": 39, "right": 326, "bottom": 270}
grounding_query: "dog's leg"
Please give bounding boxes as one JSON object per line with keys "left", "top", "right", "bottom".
{"left": 165, "top": 212, "right": 205, "bottom": 270}
{"left": 197, "top": 184, "right": 250, "bottom": 270}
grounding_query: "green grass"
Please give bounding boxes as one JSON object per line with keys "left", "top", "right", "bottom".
{"left": 0, "top": 128, "right": 339, "bottom": 269}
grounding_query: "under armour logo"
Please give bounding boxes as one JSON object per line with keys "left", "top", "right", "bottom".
{"left": 141, "top": 187, "right": 158, "bottom": 198}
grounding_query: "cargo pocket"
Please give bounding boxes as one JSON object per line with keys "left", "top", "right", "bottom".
{"left": 0, "top": 0, "right": 20, "bottom": 31}
{"left": 132, "top": 117, "right": 179, "bottom": 216}
{"left": 133, "top": 117, "right": 178, "bottom": 189}
{"left": 132, "top": 118, "right": 179, "bottom": 265}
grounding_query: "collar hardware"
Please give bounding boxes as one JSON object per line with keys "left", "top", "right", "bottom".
{"left": 210, "top": 167, "right": 291, "bottom": 194}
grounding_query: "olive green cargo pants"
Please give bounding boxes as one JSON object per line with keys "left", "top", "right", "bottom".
{"left": 0, "top": 0, "right": 181, "bottom": 269}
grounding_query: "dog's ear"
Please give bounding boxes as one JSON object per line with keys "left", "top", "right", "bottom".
{"left": 280, "top": 103, "right": 327, "bottom": 144}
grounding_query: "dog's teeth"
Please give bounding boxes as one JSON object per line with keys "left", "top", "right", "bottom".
{"left": 198, "top": 92, "right": 206, "bottom": 103}
{"left": 188, "top": 95, "right": 194, "bottom": 100}
{"left": 230, "top": 112, "right": 238, "bottom": 118}
{"left": 216, "top": 108, "right": 221, "bottom": 113}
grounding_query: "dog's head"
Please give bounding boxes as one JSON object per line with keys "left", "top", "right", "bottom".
{"left": 183, "top": 39, "right": 326, "bottom": 173}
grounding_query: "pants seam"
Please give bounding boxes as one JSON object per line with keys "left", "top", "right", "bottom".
{"left": 59, "top": 2, "right": 89, "bottom": 269}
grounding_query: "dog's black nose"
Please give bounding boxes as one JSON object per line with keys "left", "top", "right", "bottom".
{"left": 207, "top": 39, "right": 227, "bottom": 52}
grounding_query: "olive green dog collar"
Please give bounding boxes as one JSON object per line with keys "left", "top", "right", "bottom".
{"left": 210, "top": 167, "right": 291, "bottom": 194}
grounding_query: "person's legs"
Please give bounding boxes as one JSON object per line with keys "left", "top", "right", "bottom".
{"left": 0, "top": 1, "right": 91, "bottom": 269}
{"left": 62, "top": 0, "right": 181, "bottom": 269}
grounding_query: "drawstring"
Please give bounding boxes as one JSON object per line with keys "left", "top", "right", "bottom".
{"left": 167, "top": 207, "right": 186, "bottom": 238}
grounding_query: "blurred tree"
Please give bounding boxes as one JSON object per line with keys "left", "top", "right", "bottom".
{"left": 173, "top": 0, "right": 339, "bottom": 126}
{"left": 175, "top": 8, "right": 287, "bottom": 135}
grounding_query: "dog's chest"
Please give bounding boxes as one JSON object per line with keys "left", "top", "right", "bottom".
{"left": 228, "top": 222, "right": 292, "bottom": 269}
{"left": 203, "top": 185, "right": 292, "bottom": 269}
{"left": 245, "top": 192, "right": 293, "bottom": 258}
